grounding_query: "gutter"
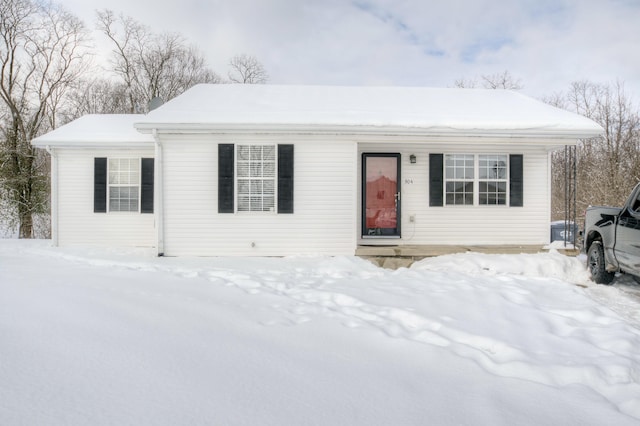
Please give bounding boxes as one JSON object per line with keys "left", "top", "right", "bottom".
{"left": 153, "top": 129, "right": 164, "bottom": 256}
{"left": 134, "top": 122, "right": 604, "bottom": 141}
{"left": 45, "top": 146, "right": 58, "bottom": 246}
{"left": 31, "top": 141, "right": 153, "bottom": 149}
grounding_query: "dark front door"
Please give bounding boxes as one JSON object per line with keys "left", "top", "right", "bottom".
{"left": 362, "top": 153, "right": 401, "bottom": 237}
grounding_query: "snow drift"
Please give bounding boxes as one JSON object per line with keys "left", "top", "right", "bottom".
{"left": 1, "top": 241, "right": 639, "bottom": 425}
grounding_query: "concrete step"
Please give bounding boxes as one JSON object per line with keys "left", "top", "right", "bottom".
{"left": 357, "top": 244, "right": 579, "bottom": 269}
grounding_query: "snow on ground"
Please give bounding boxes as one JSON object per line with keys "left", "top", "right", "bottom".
{"left": 2, "top": 240, "right": 640, "bottom": 425}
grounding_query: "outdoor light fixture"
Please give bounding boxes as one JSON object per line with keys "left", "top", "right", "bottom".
{"left": 409, "top": 154, "right": 417, "bottom": 164}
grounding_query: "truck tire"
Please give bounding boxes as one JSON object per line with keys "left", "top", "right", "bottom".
{"left": 587, "top": 242, "right": 615, "bottom": 284}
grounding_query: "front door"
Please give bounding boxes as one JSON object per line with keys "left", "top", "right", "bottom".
{"left": 362, "top": 153, "right": 401, "bottom": 238}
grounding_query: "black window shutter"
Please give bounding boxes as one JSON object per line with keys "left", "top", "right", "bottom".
{"left": 140, "top": 158, "right": 154, "bottom": 213}
{"left": 278, "top": 144, "right": 294, "bottom": 214}
{"left": 429, "top": 154, "right": 444, "bottom": 207}
{"left": 94, "top": 158, "right": 107, "bottom": 213}
{"left": 218, "top": 144, "right": 234, "bottom": 213}
{"left": 510, "top": 154, "right": 523, "bottom": 207}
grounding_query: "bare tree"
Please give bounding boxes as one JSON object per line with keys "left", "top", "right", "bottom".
{"left": 61, "top": 78, "right": 129, "bottom": 121}
{"left": 96, "top": 9, "right": 221, "bottom": 113}
{"left": 454, "top": 70, "right": 523, "bottom": 90}
{"left": 228, "top": 54, "right": 268, "bottom": 84}
{"left": 0, "top": 0, "right": 89, "bottom": 238}
{"left": 452, "top": 77, "right": 479, "bottom": 89}
{"left": 549, "top": 81, "right": 640, "bottom": 221}
{"left": 481, "top": 71, "right": 523, "bottom": 90}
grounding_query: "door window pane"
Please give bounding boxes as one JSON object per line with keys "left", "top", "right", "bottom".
{"left": 364, "top": 156, "right": 398, "bottom": 234}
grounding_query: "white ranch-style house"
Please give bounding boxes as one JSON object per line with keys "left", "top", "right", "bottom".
{"left": 32, "top": 85, "right": 603, "bottom": 256}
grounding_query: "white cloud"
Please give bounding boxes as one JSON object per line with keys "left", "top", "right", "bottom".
{"left": 56, "top": 0, "right": 640, "bottom": 99}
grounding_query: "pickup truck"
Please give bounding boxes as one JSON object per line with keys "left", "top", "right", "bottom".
{"left": 583, "top": 182, "right": 640, "bottom": 284}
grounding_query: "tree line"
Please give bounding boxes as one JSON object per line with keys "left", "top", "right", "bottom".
{"left": 547, "top": 81, "right": 640, "bottom": 225}
{"left": 457, "top": 72, "right": 640, "bottom": 229}
{"left": 0, "top": 0, "right": 267, "bottom": 237}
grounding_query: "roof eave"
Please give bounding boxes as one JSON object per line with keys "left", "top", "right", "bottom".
{"left": 31, "top": 140, "right": 154, "bottom": 149}
{"left": 135, "top": 122, "right": 603, "bottom": 141}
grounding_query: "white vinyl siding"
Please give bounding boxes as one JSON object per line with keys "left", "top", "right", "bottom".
{"left": 55, "top": 149, "right": 155, "bottom": 247}
{"left": 358, "top": 142, "right": 552, "bottom": 246}
{"left": 161, "top": 135, "right": 357, "bottom": 256}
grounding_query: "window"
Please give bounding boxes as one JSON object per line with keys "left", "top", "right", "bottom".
{"left": 108, "top": 158, "right": 140, "bottom": 212}
{"left": 218, "top": 144, "right": 293, "bottom": 214}
{"left": 631, "top": 190, "right": 640, "bottom": 213}
{"left": 444, "top": 154, "right": 508, "bottom": 206}
{"left": 479, "top": 155, "right": 508, "bottom": 205}
{"left": 445, "top": 154, "right": 474, "bottom": 205}
{"left": 236, "top": 145, "right": 276, "bottom": 212}
{"left": 94, "top": 157, "right": 153, "bottom": 214}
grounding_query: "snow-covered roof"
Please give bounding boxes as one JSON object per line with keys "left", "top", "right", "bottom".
{"left": 32, "top": 114, "right": 154, "bottom": 147}
{"left": 135, "top": 84, "right": 603, "bottom": 139}
{"left": 32, "top": 85, "right": 604, "bottom": 148}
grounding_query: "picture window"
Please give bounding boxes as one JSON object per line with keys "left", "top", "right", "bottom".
{"left": 444, "top": 154, "right": 508, "bottom": 206}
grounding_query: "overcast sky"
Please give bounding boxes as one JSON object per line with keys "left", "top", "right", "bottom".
{"left": 57, "top": 0, "right": 640, "bottom": 100}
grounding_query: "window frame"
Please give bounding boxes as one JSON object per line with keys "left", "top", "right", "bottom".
{"left": 478, "top": 154, "right": 508, "bottom": 206}
{"left": 107, "top": 158, "right": 141, "bottom": 213}
{"left": 444, "top": 153, "right": 509, "bottom": 207}
{"left": 445, "top": 154, "right": 475, "bottom": 206}
{"left": 235, "top": 144, "right": 277, "bottom": 213}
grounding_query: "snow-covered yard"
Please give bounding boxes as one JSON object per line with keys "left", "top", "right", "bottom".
{"left": 2, "top": 240, "right": 640, "bottom": 425}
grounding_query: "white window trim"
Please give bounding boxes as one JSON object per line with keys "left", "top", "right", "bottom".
{"left": 444, "top": 153, "right": 509, "bottom": 207}
{"left": 234, "top": 144, "right": 278, "bottom": 214}
{"left": 445, "top": 153, "right": 474, "bottom": 206}
{"left": 107, "top": 158, "right": 141, "bottom": 213}
{"left": 478, "top": 154, "right": 508, "bottom": 206}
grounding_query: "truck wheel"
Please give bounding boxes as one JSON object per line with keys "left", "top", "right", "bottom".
{"left": 587, "top": 242, "right": 615, "bottom": 284}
